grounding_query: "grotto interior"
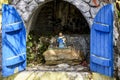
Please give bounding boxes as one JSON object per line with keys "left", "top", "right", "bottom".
{"left": 27, "top": 0, "right": 90, "bottom": 67}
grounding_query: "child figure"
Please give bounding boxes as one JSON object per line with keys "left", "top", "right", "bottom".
{"left": 57, "top": 32, "right": 66, "bottom": 48}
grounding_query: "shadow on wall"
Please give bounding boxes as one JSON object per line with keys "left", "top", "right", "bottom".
{"left": 28, "top": 1, "right": 90, "bottom": 36}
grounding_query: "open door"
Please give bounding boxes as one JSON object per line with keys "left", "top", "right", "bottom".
{"left": 90, "top": 4, "right": 114, "bottom": 77}
{"left": 2, "top": 4, "right": 26, "bottom": 77}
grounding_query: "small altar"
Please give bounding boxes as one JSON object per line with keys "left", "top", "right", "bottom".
{"left": 43, "top": 47, "right": 84, "bottom": 65}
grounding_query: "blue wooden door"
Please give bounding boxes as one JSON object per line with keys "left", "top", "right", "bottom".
{"left": 2, "top": 4, "right": 26, "bottom": 77}
{"left": 90, "top": 4, "right": 114, "bottom": 77}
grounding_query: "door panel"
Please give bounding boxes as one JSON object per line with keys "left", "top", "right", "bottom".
{"left": 2, "top": 4, "right": 26, "bottom": 77}
{"left": 90, "top": 4, "right": 114, "bottom": 77}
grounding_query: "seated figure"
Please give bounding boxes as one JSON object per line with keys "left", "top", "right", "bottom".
{"left": 57, "top": 32, "right": 66, "bottom": 48}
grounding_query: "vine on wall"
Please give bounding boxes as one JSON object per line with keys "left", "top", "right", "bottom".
{"left": 27, "top": 32, "right": 50, "bottom": 66}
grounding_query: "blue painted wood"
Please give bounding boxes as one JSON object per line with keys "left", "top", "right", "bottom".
{"left": 90, "top": 4, "right": 114, "bottom": 77}
{"left": 2, "top": 4, "right": 26, "bottom": 77}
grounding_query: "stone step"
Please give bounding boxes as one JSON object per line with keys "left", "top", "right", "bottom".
{"left": 2, "top": 71, "right": 91, "bottom": 80}
{"left": 14, "top": 71, "right": 34, "bottom": 80}
{"left": 0, "top": 64, "right": 117, "bottom": 80}
{"left": 1, "top": 71, "right": 116, "bottom": 80}
{"left": 26, "top": 64, "right": 89, "bottom": 72}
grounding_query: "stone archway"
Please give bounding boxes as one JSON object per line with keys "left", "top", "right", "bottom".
{"left": 28, "top": 0, "right": 90, "bottom": 35}
{"left": 24, "top": 0, "right": 92, "bottom": 65}
{"left": 10, "top": 0, "right": 120, "bottom": 65}
{"left": 26, "top": 0, "right": 102, "bottom": 31}
{"left": 10, "top": 0, "right": 120, "bottom": 64}
{"left": 11, "top": 0, "right": 105, "bottom": 32}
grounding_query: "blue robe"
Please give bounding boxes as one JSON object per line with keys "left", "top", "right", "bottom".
{"left": 57, "top": 37, "right": 65, "bottom": 48}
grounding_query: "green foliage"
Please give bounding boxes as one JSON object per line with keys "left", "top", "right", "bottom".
{"left": 8, "top": 0, "right": 12, "bottom": 4}
{"left": 27, "top": 32, "right": 50, "bottom": 66}
{"left": 118, "top": 12, "right": 120, "bottom": 18}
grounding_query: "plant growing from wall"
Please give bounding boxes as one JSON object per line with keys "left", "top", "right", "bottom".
{"left": 27, "top": 31, "right": 50, "bottom": 66}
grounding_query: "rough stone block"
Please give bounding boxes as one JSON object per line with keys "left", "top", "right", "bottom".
{"left": 35, "top": 0, "right": 45, "bottom": 3}
{"left": 16, "top": 0, "right": 27, "bottom": 11}
{"left": 84, "top": 0, "right": 91, "bottom": 3}
{"left": 43, "top": 48, "right": 84, "bottom": 65}
{"left": 27, "top": 0, "right": 38, "bottom": 12}
{"left": 90, "top": 7, "right": 100, "bottom": 18}
{"left": 77, "top": 1, "right": 90, "bottom": 13}
{"left": 84, "top": 12, "right": 92, "bottom": 18}
{"left": 22, "top": 12, "right": 32, "bottom": 22}
{"left": 11, "top": 0, "right": 19, "bottom": 5}
{"left": 117, "top": 56, "right": 120, "bottom": 71}
{"left": 23, "top": 0, "right": 33, "bottom": 4}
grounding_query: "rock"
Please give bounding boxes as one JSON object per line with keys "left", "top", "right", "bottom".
{"left": 65, "top": 0, "right": 75, "bottom": 3}
{"left": 26, "top": 0, "right": 38, "bottom": 12}
{"left": 66, "top": 67, "right": 75, "bottom": 71}
{"left": 11, "top": 0, "right": 20, "bottom": 5}
{"left": 57, "top": 63, "right": 70, "bottom": 68}
{"left": 77, "top": 1, "right": 90, "bottom": 13}
{"left": 43, "top": 48, "right": 81, "bottom": 60}
{"left": 84, "top": 12, "right": 91, "bottom": 18}
{"left": 84, "top": 0, "right": 91, "bottom": 3}
{"left": 72, "top": 0, "right": 83, "bottom": 6}
{"left": 16, "top": 0, "right": 27, "bottom": 11}
{"left": 87, "top": 18, "right": 93, "bottom": 26}
{"left": 35, "top": 0, "right": 45, "bottom": 3}
{"left": 117, "top": 56, "right": 120, "bottom": 70}
{"left": 43, "top": 48, "right": 83, "bottom": 65}
{"left": 43, "top": 48, "right": 80, "bottom": 60}
{"left": 22, "top": 12, "right": 32, "bottom": 22}
{"left": 26, "top": 64, "right": 88, "bottom": 72}
{"left": 113, "top": 23, "right": 119, "bottom": 46}
{"left": 16, "top": 9, "right": 23, "bottom": 16}
{"left": 90, "top": 7, "right": 100, "bottom": 18}
{"left": 23, "top": 0, "right": 33, "bottom": 4}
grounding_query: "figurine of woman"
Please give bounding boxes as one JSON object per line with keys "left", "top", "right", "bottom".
{"left": 57, "top": 32, "right": 66, "bottom": 48}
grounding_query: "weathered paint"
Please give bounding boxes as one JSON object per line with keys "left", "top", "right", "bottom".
{"left": 90, "top": 4, "right": 114, "bottom": 77}
{"left": 2, "top": 4, "right": 26, "bottom": 77}
{"left": 0, "top": 0, "right": 8, "bottom": 31}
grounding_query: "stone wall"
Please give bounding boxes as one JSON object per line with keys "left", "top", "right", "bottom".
{"left": 64, "top": 34, "right": 90, "bottom": 57}
{"left": 114, "top": 4, "right": 120, "bottom": 72}
{"left": 10, "top": 0, "right": 105, "bottom": 30}
{"left": 10, "top": 0, "right": 120, "bottom": 71}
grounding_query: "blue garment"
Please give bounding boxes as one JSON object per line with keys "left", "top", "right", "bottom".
{"left": 2, "top": 4, "right": 26, "bottom": 77}
{"left": 57, "top": 37, "right": 65, "bottom": 48}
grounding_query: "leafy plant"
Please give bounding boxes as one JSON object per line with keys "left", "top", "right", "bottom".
{"left": 118, "top": 12, "right": 120, "bottom": 18}
{"left": 27, "top": 31, "right": 50, "bottom": 66}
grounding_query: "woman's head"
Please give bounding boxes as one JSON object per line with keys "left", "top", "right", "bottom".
{"left": 59, "top": 32, "right": 63, "bottom": 36}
